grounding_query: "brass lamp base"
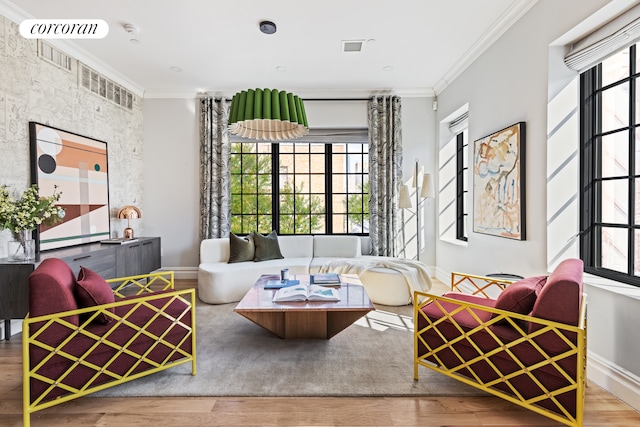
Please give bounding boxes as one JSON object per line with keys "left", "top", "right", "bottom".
{"left": 124, "top": 227, "right": 134, "bottom": 239}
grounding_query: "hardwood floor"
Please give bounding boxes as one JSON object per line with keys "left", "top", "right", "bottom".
{"left": 2, "top": 280, "right": 640, "bottom": 426}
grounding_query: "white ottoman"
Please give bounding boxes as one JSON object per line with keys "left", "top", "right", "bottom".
{"left": 358, "top": 267, "right": 412, "bottom": 306}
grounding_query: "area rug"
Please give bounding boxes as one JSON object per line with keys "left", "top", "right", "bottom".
{"left": 94, "top": 299, "right": 486, "bottom": 397}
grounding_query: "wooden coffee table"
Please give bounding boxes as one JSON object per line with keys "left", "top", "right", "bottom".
{"left": 234, "top": 274, "right": 375, "bottom": 339}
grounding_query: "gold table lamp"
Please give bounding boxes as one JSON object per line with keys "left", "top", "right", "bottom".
{"left": 117, "top": 205, "right": 141, "bottom": 239}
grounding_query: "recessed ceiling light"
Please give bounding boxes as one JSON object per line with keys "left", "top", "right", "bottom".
{"left": 276, "top": 66, "right": 286, "bottom": 72}
{"left": 383, "top": 65, "right": 394, "bottom": 71}
{"left": 129, "top": 38, "right": 139, "bottom": 44}
{"left": 170, "top": 66, "right": 182, "bottom": 72}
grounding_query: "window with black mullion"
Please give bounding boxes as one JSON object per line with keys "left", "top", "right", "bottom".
{"left": 455, "top": 132, "right": 468, "bottom": 241}
{"left": 581, "top": 43, "right": 640, "bottom": 285}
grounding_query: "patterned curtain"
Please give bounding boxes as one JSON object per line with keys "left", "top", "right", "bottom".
{"left": 200, "top": 97, "right": 231, "bottom": 240}
{"left": 368, "top": 95, "right": 403, "bottom": 257}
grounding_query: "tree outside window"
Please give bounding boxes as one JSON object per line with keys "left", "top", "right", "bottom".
{"left": 230, "top": 141, "right": 369, "bottom": 235}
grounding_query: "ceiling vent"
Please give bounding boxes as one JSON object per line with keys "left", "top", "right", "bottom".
{"left": 38, "top": 41, "right": 72, "bottom": 71}
{"left": 342, "top": 40, "right": 364, "bottom": 53}
{"left": 79, "top": 64, "right": 134, "bottom": 110}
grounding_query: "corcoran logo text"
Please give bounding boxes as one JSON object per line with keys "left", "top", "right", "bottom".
{"left": 19, "top": 19, "right": 109, "bottom": 39}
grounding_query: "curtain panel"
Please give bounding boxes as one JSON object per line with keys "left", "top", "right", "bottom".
{"left": 200, "top": 97, "right": 231, "bottom": 240}
{"left": 368, "top": 95, "right": 403, "bottom": 257}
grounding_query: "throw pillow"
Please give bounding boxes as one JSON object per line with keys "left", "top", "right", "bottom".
{"left": 228, "top": 233, "right": 255, "bottom": 263}
{"left": 252, "top": 230, "right": 284, "bottom": 262}
{"left": 493, "top": 275, "right": 547, "bottom": 315}
{"left": 76, "top": 266, "right": 115, "bottom": 324}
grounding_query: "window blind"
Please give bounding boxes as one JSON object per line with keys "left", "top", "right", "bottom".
{"left": 448, "top": 112, "right": 469, "bottom": 135}
{"left": 565, "top": 3, "right": 640, "bottom": 73}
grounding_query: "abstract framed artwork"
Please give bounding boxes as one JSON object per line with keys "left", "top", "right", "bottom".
{"left": 473, "top": 122, "right": 526, "bottom": 240}
{"left": 29, "top": 122, "right": 111, "bottom": 252}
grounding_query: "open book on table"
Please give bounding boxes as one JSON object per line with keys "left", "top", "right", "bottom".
{"left": 272, "top": 284, "right": 340, "bottom": 303}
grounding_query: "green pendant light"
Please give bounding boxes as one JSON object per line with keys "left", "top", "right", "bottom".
{"left": 228, "top": 88, "right": 309, "bottom": 141}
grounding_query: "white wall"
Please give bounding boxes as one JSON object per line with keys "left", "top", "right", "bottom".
{"left": 402, "top": 97, "right": 436, "bottom": 265}
{"left": 143, "top": 98, "right": 200, "bottom": 270}
{"left": 142, "top": 96, "right": 435, "bottom": 275}
{"left": 434, "top": 0, "right": 609, "bottom": 280}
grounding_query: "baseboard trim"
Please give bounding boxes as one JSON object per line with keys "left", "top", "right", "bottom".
{"left": 587, "top": 351, "right": 640, "bottom": 412}
{"left": 0, "top": 319, "right": 23, "bottom": 340}
{"left": 434, "top": 266, "right": 450, "bottom": 285}
{"left": 158, "top": 267, "right": 198, "bottom": 280}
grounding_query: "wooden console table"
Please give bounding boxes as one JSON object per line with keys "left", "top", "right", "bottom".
{"left": 0, "top": 236, "right": 161, "bottom": 340}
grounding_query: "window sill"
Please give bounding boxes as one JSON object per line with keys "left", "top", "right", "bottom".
{"left": 440, "top": 237, "right": 468, "bottom": 247}
{"left": 583, "top": 273, "right": 640, "bottom": 300}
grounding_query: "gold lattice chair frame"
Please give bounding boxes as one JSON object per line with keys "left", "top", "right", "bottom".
{"left": 22, "top": 271, "right": 197, "bottom": 427}
{"left": 414, "top": 273, "right": 587, "bottom": 427}
{"left": 451, "top": 271, "right": 516, "bottom": 297}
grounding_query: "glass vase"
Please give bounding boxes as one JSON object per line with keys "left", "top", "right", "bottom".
{"left": 7, "top": 230, "right": 35, "bottom": 261}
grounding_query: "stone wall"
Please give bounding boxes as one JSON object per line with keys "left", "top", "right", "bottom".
{"left": 0, "top": 16, "right": 144, "bottom": 257}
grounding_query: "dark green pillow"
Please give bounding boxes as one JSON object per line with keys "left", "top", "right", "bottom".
{"left": 252, "top": 231, "right": 284, "bottom": 262}
{"left": 228, "top": 233, "right": 255, "bottom": 263}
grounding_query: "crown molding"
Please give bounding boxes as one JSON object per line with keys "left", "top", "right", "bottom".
{"left": 0, "top": 0, "right": 145, "bottom": 97}
{"left": 144, "top": 87, "right": 436, "bottom": 100}
{"left": 433, "top": 0, "right": 539, "bottom": 95}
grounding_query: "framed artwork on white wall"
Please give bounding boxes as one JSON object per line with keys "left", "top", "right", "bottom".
{"left": 473, "top": 122, "right": 526, "bottom": 240}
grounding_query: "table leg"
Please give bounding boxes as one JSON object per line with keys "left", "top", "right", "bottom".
{"left": 4, "top": 319, "right": 10, "bottom": 341}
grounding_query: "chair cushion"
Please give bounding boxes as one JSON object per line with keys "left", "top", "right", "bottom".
{"left": 28, "top": 258, "right": 80, "bottom": 345}
{"left": 29, "top": 258, "right": 79, "bottom": 318}
{"left": 421, "top": 292, "right": 496, "bottom": 333}
{"left": 252, "top": 231, "right": 284, "bottom": 261}
{"left": 76, "top": 266, "right": 115, "bottom": 324}
{"left": 494, "top": 276, "right": 547, "bottom": 315}
{"left": 228, "top": 233, "right": 255, "bottom": 263}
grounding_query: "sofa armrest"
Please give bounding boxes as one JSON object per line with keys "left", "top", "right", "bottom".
{"left": 451, "top": 272, "right": 516, "bottom": 298}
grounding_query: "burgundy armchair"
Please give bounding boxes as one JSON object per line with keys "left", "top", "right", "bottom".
{"left": 23, "top": 258, "right": 196, "bottom": 427}
{"left": 414, "top": 259, "right": 587, "bottom": 427}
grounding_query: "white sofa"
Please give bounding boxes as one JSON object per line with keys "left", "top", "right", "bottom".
{"left": 198, "top": 234, "right": 432, "bottom": 305}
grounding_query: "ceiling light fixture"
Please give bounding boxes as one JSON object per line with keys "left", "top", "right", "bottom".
{"left": 122, "top": 23, "right": 138, "bottom": 35}
{"left": 259, "top": 20, "right": 277, "bottom": 35}
{"left": 383, "top": 65, "right": 394, "bottom": 71}
{"left": 275, "top": 66, "right": 286, "bottom": 72}
{"left": 228, "top": 88, "right": 308, "bottom": 141}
